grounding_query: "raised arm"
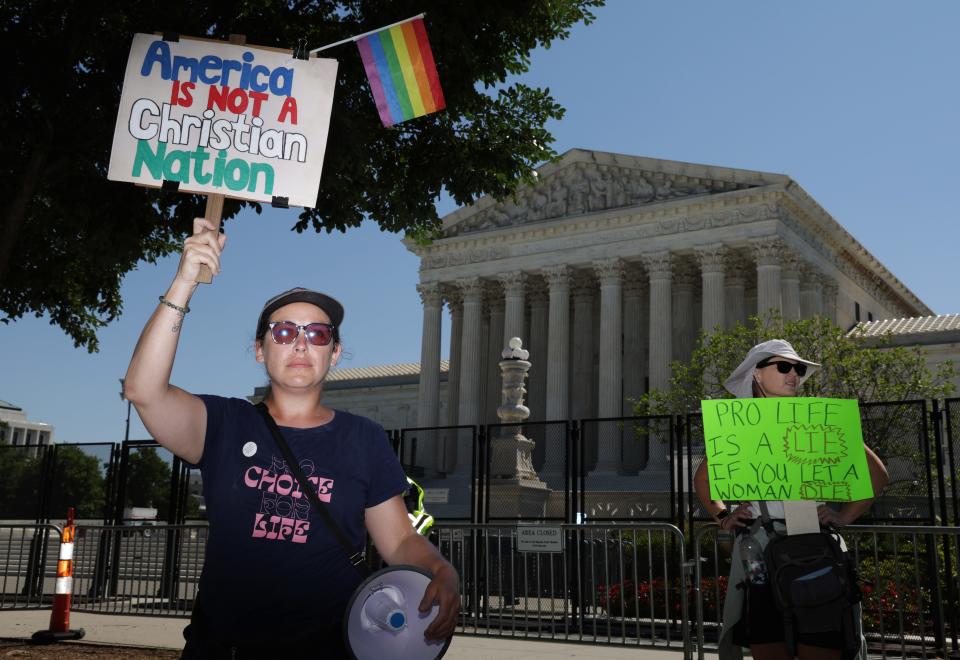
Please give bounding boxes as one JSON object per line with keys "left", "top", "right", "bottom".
{"left": 123, "top": 218, "right": 226, "bottom": 464}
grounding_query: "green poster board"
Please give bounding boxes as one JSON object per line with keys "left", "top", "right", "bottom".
{"left": 700, "top": 397, "right": 873, "bottom": 501}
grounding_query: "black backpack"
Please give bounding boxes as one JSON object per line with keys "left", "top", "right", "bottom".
{"left": 763, "top": 527, "right": 861, "bottom": 656}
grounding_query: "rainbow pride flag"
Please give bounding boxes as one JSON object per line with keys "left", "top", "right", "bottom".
{"left": 356, "top": 17, "right": 446, "bottom": 127}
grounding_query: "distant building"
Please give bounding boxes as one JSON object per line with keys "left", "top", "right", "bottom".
{"left": 0, "top": 400, "right": 54, "bottom": 456}
{"left": 251, "top": 362, "right": 450, "bottom": 432}
{"left": 852, "top": 314, "right": 960, "bottom": 393}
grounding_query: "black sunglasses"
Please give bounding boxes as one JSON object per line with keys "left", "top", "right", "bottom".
{"left": 756, "top": 359, "right": 807, "bottom": 377}
{"left": 267, "top": 321, "right": 336, "bottom": 346}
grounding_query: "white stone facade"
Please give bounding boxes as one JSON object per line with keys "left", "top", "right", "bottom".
{"left": 402, "top": 149, "right": 930, "bottom": 478}
{"left": 0, "top": 400, "right": 54, "bottom": 456}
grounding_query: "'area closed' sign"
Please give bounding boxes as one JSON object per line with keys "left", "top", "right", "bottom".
{"left": 516, "top": 526, "right": 564, "bottom": 553}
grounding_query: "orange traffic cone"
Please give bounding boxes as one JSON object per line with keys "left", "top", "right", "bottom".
{"left": 32, "top": 507, "right": 85, "bottom": 643}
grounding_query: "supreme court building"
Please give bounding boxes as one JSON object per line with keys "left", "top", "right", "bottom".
{"left": 316, "top": 149, "right": 932, "bottom": 506}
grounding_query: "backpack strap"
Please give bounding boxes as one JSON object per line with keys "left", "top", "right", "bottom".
{"left": 759, "top": 501, "right": 796, "bottom": 655}
{"left": 757, "top": 500, "right": 777, "bottom": 536}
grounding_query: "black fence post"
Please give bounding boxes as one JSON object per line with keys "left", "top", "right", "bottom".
{"left": 158, "top": 455, "right": 183, "bottom": 601}
{"left": 22, "top": 446, "right": 53, "bottom": 600}
{"left": 89, "top": 443, "right": 120, "bottom": 599}
{"left": 947, "top": 399, "right": 960, "bottom": 528}
{"left": 672, "top": 414, "right": 683, "bottom": 531}
{"left": 109, "top": 441, "right": 132, "bottom": 596}
{"left": 931, "top": 400, "right": 960, "bottom": 653}
{"left": 470, "top": 424, "right": 489, "bottom": 524}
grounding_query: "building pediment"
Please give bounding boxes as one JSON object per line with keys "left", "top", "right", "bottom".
{"left": 441, "top": 149, "right": 788, "bottom": 238}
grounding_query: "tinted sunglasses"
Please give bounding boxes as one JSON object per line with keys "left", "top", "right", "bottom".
{"left": 267, "top": 321, "right": 336, "bottom": 346}
{"left": 756, "top": 359, "right": 807, "bottom": 377}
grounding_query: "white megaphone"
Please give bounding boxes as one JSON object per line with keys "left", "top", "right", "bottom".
{"left": 343, "top": 565, "right": 451, "bottom": 660}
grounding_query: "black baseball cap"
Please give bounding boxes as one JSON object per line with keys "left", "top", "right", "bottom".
{"left": 255, "top": 288, "right": 345, "bottom": 340}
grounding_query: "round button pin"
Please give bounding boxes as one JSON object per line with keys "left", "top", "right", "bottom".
{"left": 242, "top": 441, "right": 257, "bottom": 457}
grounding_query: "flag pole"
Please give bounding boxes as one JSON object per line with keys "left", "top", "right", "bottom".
{"left": 310, "top": 13, "right": 426, "bottom": 54}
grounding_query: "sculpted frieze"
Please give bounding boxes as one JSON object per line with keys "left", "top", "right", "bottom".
{"left": 420, "top": 246, "right": 509, "bottom": 270}
{"left": 445, "top": 162, "right": 753, "bottom": 237}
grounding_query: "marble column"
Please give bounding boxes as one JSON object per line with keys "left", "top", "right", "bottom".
{"left": 500, "top": 272, "right": 527, "bottom": 346}
{"left": 781, "top": 255, "right": 801, "bottom": 321}
{"left": 672, "top": 259, "right": 698, "bottom": 362}
{"left": 593, "top": 258, "right": 625, "bottom": 475}
{"left": 541, "top": 265, "right": 571, "bottom": 481}
{"left": 485, "top": 286, "right": 505, "bottom": 424}
{"left": 571, "top": 272, "right": 596, "bottom": 421}
{"left": 799, "top": 265, "right": 824, "bottom": 318}
{"left": 416, "top": 282, "right": 443, "bottom": 429}
{"left": 724, "top": 255, "right": 748, "bottom": 329}
{"left": 622, "top": 267, "right": 648, "bottom": 472}
{"left": 696, "top": 244, "right": 727, "bottom": 335}
{"left": 642, "top": 252, "right": 672, "bottom": 471}
{"left": 415, "top": 282, "right": 443, "bottom": 472}
{"left": 479, "top": 301, "right": 491, "bottom": 425}
{"left": 822, "top": 279, "right": 839, "bottom": 325}
{"left": 752, "top": 237, "right": 784, "bottom": 317}
{"left": 622, "top": 268, "right": 648, "bottom": 403}
{"left": 526, "top": 282, "right": 549, "bottom": 473}
{"left": 445, "top": 291, "right": 463, "bottom": 429}
{"left": 527, "top": 283, "right": 549, "bottom": 423}
{"left": 455, "top": 278, "right": 484, "bottom": 478}
{"left": 643, "top": 252, "right": 673, "bottom": 392}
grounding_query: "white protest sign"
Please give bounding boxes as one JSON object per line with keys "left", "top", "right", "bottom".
{"left": 108, "top": 34, "right": 337, "bottom": 207}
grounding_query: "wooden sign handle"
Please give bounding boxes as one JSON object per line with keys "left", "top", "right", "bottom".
{"left": 195, "top": 193, "right": 224, "bottom": 284}
{"left": 195, "top": 34, "right": 245, "bottom": 285}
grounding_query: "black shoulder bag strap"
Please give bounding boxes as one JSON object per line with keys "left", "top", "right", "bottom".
{"left": 254, "top": 402, "right": 369, "bottom": 577}
{"left": 758, "top": 500, "right": 777, "bottom": 536}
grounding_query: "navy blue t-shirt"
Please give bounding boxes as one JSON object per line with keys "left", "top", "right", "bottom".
{"left": 195, "top": 395, "right": 408, "bottom": 644}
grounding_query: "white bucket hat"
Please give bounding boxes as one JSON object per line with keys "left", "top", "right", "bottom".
{"left": 723, "top": 339, "right": 820, "bottom": 399}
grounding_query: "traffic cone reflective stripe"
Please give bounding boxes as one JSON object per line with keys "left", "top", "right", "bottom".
{"left": 32, "top": 507, "right": 84, "bottom": 644}
{"left": 56, "top": 537, "right": 74, "bottom": 594}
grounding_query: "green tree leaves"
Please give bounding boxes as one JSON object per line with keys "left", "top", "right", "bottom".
{"left": 1, "top": 0, "right": 603, "bottom": 351}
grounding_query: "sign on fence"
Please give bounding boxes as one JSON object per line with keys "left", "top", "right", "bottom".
{"left": 516, "top": 525, "right": 564, "bottom": 553}
{"left": 700, "top": 397, "right": 873, "bottom": 502}
{"left": 108, "top": 34, "right": 338, "bottom": 207}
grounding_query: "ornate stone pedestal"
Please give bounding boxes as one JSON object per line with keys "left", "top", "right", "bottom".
{"left": 487, "top": 339, "right": 551, "bottom": 518}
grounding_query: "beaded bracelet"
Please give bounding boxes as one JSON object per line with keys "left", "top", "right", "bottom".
{"left": 159, "top": 295, "right": 190, "bottom": 315}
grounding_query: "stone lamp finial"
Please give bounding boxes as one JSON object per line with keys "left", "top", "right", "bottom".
{"left": 501, "top": 337, "right": 529, "bottom": 360}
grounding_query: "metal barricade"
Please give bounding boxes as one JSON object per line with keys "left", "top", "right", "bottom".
{"left": 0, "top": 523, "right": 63, "bottom": 609}
{"left": 436, "top": 522, "right": 691, "bottom": 657}
{"left": 70, "top": 523, "right": 208, "bottom": 617}
{"left": 693, "top": 523, "right": 960, "bottom": 660}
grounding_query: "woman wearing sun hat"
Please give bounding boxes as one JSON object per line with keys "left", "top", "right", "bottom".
{"left": 694, "top": 339, "right": 888, "bottom": 660}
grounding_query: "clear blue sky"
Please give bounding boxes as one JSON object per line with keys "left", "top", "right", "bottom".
{"left": 3, "top": 1, "right": 957, "bottom": 443}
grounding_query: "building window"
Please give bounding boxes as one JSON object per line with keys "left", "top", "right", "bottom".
{"left": 26, "top": 430, "right": 36, "bottom": 445}
{"left": 12, "top": 428, "right": 21, "bottom": 446}
{"left": 39, "top": 432, "right": 49, "bottom": 445}
{"left": 855, "top": 302, "right": 861, "bottom": 322}
{"left": 868, "top": 312, "right": 874, "bottom": 322}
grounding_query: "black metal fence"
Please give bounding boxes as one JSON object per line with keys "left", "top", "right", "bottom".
{"left": 8, "top": 520, "right": 960, "bottom": 658}
{"left": 2, "top": 397, "right": 959, "bottom": 531}
{"left": 394, "top": 398, "right": 960, "bottom": 527}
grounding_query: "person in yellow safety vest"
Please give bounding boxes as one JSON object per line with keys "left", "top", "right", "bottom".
{"left": 404, "top": 476, "right": 434, "bottom": 536}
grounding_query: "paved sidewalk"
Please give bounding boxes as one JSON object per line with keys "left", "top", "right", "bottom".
{"left": 0, "top": 609, "right": 689, "bottom": 659}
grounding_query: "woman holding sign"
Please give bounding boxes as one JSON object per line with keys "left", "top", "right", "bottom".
{"left": 693, "top": 339, "right": 888, "bottom": 660}
{"left": 124, "top": 219, "right": 460, "bottom": 658}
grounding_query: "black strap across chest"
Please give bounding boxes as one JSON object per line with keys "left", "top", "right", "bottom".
{"left": 253, "top": 402, "right": 369, "bottom": 576}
